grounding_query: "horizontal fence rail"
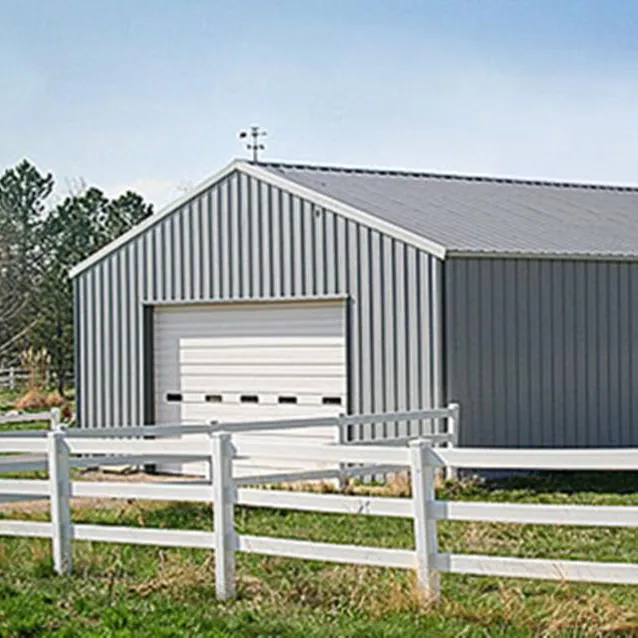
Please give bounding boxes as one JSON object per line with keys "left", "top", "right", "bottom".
{"left": 432, "top": 501, "right": 638, "bottom": 527}
{"left": 0, "top": 412, "right": 56, "bottom": 426}
{"left": 2, "top": 405, "right": 638, "bottom": 602}
{"left": 430, "top": 447, "right": 638, "bottom": 471}
{"left": 236, "top": 535, "right": 415, "bottom": 569}
{"left": 236, "top": 488, "right": 413, "bottom": 518}
{"left": 435, "top": 554, "right": 638, "bottom": 586}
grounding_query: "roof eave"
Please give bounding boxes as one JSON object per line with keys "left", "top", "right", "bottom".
{"left": 447, "top": 249, "right": 638, "bottom": 262}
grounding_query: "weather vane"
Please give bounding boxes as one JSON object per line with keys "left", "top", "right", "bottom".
{"left": 238, "top": 125, "right": 267, "bottom": 162}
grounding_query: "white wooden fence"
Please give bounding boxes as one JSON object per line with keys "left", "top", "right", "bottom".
{"left": 0, "top": 368, "right": 49, "bottom": 390}
{"left": 0, "top": 409, "right": 61, "bottom": 476}
{"left": 0, "top": 409, "right": 60, "bottom": 428}
{"left": 1, "top": 408, "right": 638, "bottom": 601}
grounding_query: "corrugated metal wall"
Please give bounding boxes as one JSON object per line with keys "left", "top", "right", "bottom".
{"left": 75, "top": 170, "right": 443, "bottom": 437}
{"left": 446, "top": 257, "right": 638, "bottom": 447}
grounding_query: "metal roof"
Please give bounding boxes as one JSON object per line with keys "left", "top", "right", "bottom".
{"left": 259, "top": 162, "right": 638, "bottom": 259}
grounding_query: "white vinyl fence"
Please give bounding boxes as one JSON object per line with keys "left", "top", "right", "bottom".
{"left": 0, "top": 408, "right": 60, "bottom": 429}
{"left": 0, "top": 368, "right": 49, "bottom": 390}
{"left": 1, "top": 407, "right": 638, "bottom": 601}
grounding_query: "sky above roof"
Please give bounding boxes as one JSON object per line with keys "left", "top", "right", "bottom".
{"left": 2, "top": 1, "right": 638, "bottom": 208}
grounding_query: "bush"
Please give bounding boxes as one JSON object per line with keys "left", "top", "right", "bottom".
{"left": 44, "top": 391, "right": 65, "bottom": 407}
{"left": 15, "top": 389, "right": 48, "bottom": 411}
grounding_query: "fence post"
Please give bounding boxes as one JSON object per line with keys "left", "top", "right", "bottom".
{"left": 336, "top": 413, "right": 347, "bottom": 490}
{"left": 48, "top": 428, "right": 72, "bottom": 575}
{"left": 211, "top": 432, "right": 236, "bottom": 600}
{"left": 409, "top": 439, "right": 440, "bottom": 600}
{"left": 50, "top": 407, "right": 62, "bottom": 431}
{"left": 8, "top": 367, "right": 14, "bottom": 390}
{"left": 445, "top": 403, "right": 460, "bottom": 482}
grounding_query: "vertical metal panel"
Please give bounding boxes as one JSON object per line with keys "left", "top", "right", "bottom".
{"left": 618, "top": 264, "right": 631, "bottom": 445}
{"left": 405, "top": 246, "right": 420, "bottom": 437}
{"left": 75, "top": 170, "right": 442, "bottom": 430}
{"left": 346, "top": 220, "right": 361, "bottom": 423}
{"left": 314, "top": 207, "right": 326, "bottom": 295}
{"left": 446, "top": 257, "right": 638, "bottom": 447}
{"left": 382, "top": 236, "right": 396, "bottom": 438}
{"left": 280, "top": 192, "right": 292, "bottom": 297}
{"left": 370, "top": 230, "right": 383, "bottom": 421}
{"left": 358, "top": 226, "right": 373, "bottom": 440}
{"left": 238, "top": 173, "right": 250, "bottom": 297}
{"left": 95, "top": 266, "right": 105, "bottom": 426}
{"left": 430, "top": 257, "right": 444, "bottom": 417}
{"left": 257, "top": 181, "right": 269, "bottom": 297}
{"left": 305, "top": 202, "right": 316, "bottom": 294}
{"left": 73, "top": 277, "right": 82, "bottom": 425}
{"left": 200, "top": 194, "right": 211, "bottom": 298}
{"left": 291, "top": 196, "right": 303, "bottom": 296}
{"left": 210, "top": 189, "right": 220, "bottom": 299}
{"left": 230, "top": 174, "right": 241, "bottom": 299}
{"left": 219, "top": 180, "right": 230, "bottom": 298}
{"left": 269, "top": 186, "right": 282, "bottom": 297}
{"left": 423, "top": 256, "right": 437, "bottom": 428}
{"left": 394, "top": 241, "right": 408, "bottom": 438}
{"left": 162, "top": 219, "right": 172, "bottom": 301}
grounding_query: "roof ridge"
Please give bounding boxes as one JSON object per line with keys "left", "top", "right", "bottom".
{"left": 257, "top": 160, "right": 638, "bottom": 193}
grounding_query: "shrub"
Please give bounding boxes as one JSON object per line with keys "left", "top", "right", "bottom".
{"left": 15, "top": 389, "right": 48, "bottom": 411}
{"left": 44, "top": 391, "right": 65, "bottom": 407}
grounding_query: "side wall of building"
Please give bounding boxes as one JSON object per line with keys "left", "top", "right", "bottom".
{"left": 75, "top": 170, "right": 444, "bottom": 436}
{"left": 445, "top": 257, "right": 638, "bottom": 447}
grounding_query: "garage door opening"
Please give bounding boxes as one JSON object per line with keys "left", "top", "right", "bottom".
{"left": 152, "top": 299, "right": 348, "bottom": 477}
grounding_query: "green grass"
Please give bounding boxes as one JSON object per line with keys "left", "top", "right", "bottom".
{"left": 2, "top": 473, "right": 638, "bottom": 636}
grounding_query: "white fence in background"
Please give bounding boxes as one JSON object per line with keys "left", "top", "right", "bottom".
{"left": 1, "top": 407, "right": 638, "bottom": 600}
{"left": 0, "top": 368, "right": 50, "bottom": 390}
{"left": 0, "top": 409, "right": 62, "bottom": 485}
{"left": 0, "top": 408, "right": 60, "bottom": 430}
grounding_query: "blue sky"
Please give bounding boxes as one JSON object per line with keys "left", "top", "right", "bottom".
{"left": 2, "top": 0, "right": 638, "bottom": 206}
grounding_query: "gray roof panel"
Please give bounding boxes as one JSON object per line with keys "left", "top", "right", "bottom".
{"left": 260, "top": 162, "right": 638, "bottom": 257}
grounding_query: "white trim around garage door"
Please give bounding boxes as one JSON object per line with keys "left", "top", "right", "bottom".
{"left": 150, "top": 298, "right": 351, "bottom": 477}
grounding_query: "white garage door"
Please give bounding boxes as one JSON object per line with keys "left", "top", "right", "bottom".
{"left": 153, "top": 300, "right": 347, "bottom": 477}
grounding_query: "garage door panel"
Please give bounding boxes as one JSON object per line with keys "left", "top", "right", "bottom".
{"left": 179, "top": 345, "right": 345, "bottom": 365}
{"left": 155, "top": 392, "right": 344, "bottom": 409}
{"left": 163, "top": 336, "right": 344, "bottom": 348}
{"left": 176, "top": 375, "right": 345, "bottom": 394}
{"left": 156, "top": 312, "right": 342, "bottom": 338}
{"left": 176, "top": 364, "right": 346, "bottom": 378}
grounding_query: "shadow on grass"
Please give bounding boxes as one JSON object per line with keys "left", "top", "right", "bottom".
{"left": 480, "top": 471, "right": 638, "bottom": 496}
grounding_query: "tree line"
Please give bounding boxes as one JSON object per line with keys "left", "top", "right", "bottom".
{"left": 0, "top": 159, "right": 153, "bottom": 395}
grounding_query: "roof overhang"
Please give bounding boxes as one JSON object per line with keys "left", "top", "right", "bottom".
{"left": 447, "top": 250, "right": 638, "bottom": 262}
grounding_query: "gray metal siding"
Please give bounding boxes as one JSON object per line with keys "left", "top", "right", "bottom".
{"left": 75, "top": 170, "right": 442, "bottom": 437}
{"left": 446, "top": 257, "right": 638, "bottom": 447}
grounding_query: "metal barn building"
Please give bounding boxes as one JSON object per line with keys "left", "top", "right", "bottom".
{"left": 70, "top": 159, "right": 638, "bottom": 450}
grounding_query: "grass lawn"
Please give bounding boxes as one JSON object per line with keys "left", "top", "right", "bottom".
{"left": 1, "top": 472, "right": 638, "bottom": 636}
